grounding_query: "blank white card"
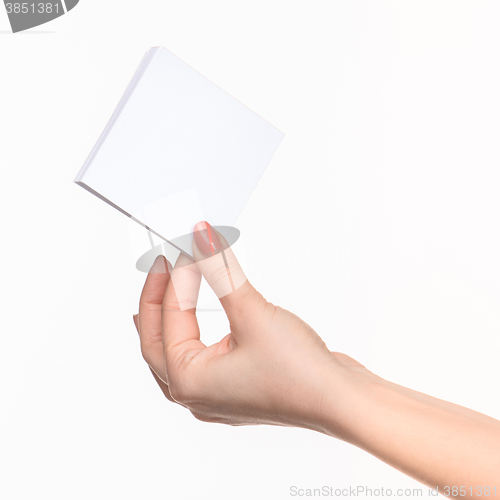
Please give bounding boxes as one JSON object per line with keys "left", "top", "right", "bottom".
{"left": 74, "top": 46, "right": 284, "bottom": 256}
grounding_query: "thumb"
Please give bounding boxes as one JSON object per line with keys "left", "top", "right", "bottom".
{"left": 192, "top": 221, "right": 259, "bottom": 317}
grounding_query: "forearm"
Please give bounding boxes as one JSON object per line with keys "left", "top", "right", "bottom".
{"left": 322, "top": 366, "right": 500, "bottom": 495}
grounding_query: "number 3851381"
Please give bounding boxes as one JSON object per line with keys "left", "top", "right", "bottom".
{"left": 5, "top": 3, "right": 60, "bottom": 14}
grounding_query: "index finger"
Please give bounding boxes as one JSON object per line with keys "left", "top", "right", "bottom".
{"left": 161, "top": 253, "right": 205, "bottom": 362}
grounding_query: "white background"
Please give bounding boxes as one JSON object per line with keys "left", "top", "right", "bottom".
{"left": 1, "top": 1, "right": 499, "bottom": 499}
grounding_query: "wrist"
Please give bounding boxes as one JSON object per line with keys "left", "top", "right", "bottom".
{"left": 314, "top": 358, "right": 384, "bottom": 441}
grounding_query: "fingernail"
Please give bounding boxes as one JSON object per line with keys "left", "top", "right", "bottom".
{"left": 132, "top": 314, "right": 139, "bottom": 330}
{"left": 149, "top": 255, "right": 167, "bottom": 273}
{"left": 193, "top": 221, "right": 221, "bottom": 255}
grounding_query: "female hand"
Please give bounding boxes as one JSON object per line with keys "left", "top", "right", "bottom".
{"left": 132, "top": 222, "right": 500, "bottom": 494}
{"left": 133, "top": 221, "right": 366, "bottom": 433}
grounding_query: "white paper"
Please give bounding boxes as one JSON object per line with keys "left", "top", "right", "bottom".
{"left": 75, "top": 46, "right": 284, "bottom": 256}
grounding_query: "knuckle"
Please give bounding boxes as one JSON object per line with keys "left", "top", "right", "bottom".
{"left": 139, "top": 338, "right": 160, "bottom": 365}
{"left": 168, "top": 368, "right": 204, "bottom": 405}
{"left": 206, "top": 257, "right": 238, "bottom": 286}
{"left": 161, "top": 298, "right": 179, "bottom": 314}
{"left": 168, "top": 380, "right": 190, "bottom": 403}
{"left": 140, "top": 344, "right": 151, "bottom": 364}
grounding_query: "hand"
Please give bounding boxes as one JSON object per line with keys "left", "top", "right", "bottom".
{"left": 132, "top": 222, "right": 500, "bottom": 492}
{"left": 132, "top": 221, "right": 365, "bottom": 432}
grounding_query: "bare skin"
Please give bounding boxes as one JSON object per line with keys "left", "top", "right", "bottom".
{"left": 133, "top": 222, "right": 500, "bottom": 497}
